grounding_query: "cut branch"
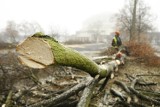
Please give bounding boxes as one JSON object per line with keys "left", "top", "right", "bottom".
{"left": 110, "top": 88, "right": 126, "bottom": 101}
{"left": 4, "top": 90, "right": 13, "bottom": 107}
{"left": 114, "top": 80, "right": 131, "bottom": 94}
{"left": 77, "top": 77, "right": 100, "bottom": 107}
{"left": 129, "top": 87, "right": 160, "bottom": 105}
{"left": 136, "top": 74, "right": 160, "bottom": 77}
{"left": 28, "top": 78, "right": 93, "bottom": 107}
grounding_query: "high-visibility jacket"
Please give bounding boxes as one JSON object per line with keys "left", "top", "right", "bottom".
{"left": 112, "top": 36, "right": 122, "bottom": 48}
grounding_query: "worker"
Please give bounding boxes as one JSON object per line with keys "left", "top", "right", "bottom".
{"left": 108, "top": 31, "right": 122, "bottom": 55}
{"left": 112, "top": 31, "right": 122, "bottom": 50}
{"left": 111, "top": 31, "right": 130, "bottom": 56}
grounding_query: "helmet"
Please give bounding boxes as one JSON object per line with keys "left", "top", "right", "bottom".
{"left": 115, "top": 31, "right": 120, "bottom": 36}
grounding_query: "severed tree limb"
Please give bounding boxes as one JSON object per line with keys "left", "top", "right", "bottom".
{"left": 125, "top": 73, "right": 157, "bottom": 87}
{"left": 115, "top": 101, "right": 147, "bottom": 107}
{"left": 138, "top": 90, "right": 160, "bottom": 98}
{"left": 98, "top": 70, "right": 112, "bottom": 91}
{"left": 13, "top": 89, "right": 30, "bottom": 102}
{"left": 136, "top": 82, "right": 157, "bottom": 86}
{"left": 128, "top": 87, "right": 160, "bottom": 105}
{"left": 77, "top": 77, "right": 100, "bottom": 107}
{"left": 53, "top": 99, "right": 78, "bottom": 107}
{"left": 110, "top": 88, "right": 126, "bottom": 101}
{"left": 110, "top": 88, "right": 147, "bottom": 107}
{"left": 16, "top": 35, "right": 108, "bottom": 78}
{"left": 16, "top": 34, "right": 127, "bottom": 78}
{"left": 4, "top": 90, "right": 13, "bottom": 107}
{"left": 136, "top": 74, "right": 160, "bottom": 77}
{"left": 28, "top": 78, "right": 93, "bottom": 107}
{"left": 131, "top": 78, "right": 137, "bottom": 88}
{"left": 92, "top": 56, "right": 114, "bottom": 64}
{"left": 114, "top": 80, "right": 138, "bottom": 103}
{"left": 28, "top": 70, "right": 42, "bottom": 85}
{"left": 114, "top": 80, "right": 131, "bottom": 93}
{"left": 43, "top": 84, "right": 77, "bottom": 99}
{"left": 97, "top": 52, "right": 126, "bottom": 92}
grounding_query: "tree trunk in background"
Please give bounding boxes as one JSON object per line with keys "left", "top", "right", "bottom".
{"left": 130, "top": 0, "right": 138, "bottom": 41}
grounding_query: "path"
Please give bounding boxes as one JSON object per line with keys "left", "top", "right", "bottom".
{"left": 66, "top": 43, "right": 108, "bottom": 57}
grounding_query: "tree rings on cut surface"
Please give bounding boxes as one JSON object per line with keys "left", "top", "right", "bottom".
{"left": 16, "top": 37, "right": 54, "bottom": 68}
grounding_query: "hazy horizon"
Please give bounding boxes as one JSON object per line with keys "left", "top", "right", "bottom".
{"left": 0, "top": 0, "right": 160, "bottom": 35}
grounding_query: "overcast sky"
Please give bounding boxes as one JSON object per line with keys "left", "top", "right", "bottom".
{"left": 0, "top": 0, "right": 160, "bottom": 34}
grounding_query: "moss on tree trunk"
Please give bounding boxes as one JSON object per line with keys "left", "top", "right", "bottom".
{"left": 45, "top": 38, "right": 102, "bottom": 77}
{"left": 17, "top": 35, "right": 107, "bottom": 78}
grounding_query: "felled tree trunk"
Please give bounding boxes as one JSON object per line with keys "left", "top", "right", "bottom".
{"left": 77, "top": 78, "right": 100, "bottom": 107}
{"left": 16, "top": 35, "right": 107, "bottom": 78}
{"left": 16, "top": 34, "right": 127, "bottom": 107}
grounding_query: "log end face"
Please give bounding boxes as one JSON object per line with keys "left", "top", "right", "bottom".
{"left": 16, "top": 37, "right": 54, "bottom": 68}
{"left": 18, "top": 56, "right": 46, "bottom": 68}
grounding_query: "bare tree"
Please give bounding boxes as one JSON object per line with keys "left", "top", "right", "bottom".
{"left": 0, "top": 32, "right": 4, "bottom": 43}
{"left": 136, "top": 1, "right": 154, "bottom": 41}
{"left": 18, "top": 21, "right": 44, "bottom": 37}
{"left": 116, "top": 0, "right": 155, "bottom": 41}
{"left": 4, "top": 21, "right": 19, "bottom": 43}
{"left": 18, "top": 21, "right": 33, "bottom": 36}
{"left": 48, "top": 26, "right": 60, "bottom": 40}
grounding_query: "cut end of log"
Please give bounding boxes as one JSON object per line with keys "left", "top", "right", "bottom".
{"left": 16, "top": 37, "right": 54, "bottom": 68}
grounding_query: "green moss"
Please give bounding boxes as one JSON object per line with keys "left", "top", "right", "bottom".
{"left": 32, "top": 32, "right": 44, "bottom": 37}
{"left": 32, "top": 35, "right": 108, "bottom": 78}
{"left": 99, "top": 69, "right": 108, "bottom": 78}
{"left": 45, "top": 37, "right": 107, "bottom": 77}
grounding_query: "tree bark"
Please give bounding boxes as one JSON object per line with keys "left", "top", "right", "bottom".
{"left": 130, "top": 0, "right": 138, "bottom": 40}
{"left": 16, "top": 35, "right": 108, "bottom": 78}
{"left": 4, "top": 90, "right": 13, "bottom": 107}
{"left": 114, "top": 81, "right": 131, "bottom": 94}
{"left": 129, "top": 87, "right": 160, "bottom": 105}
{"left": 92, "top": 56, "right": 114, "bottom": 64}
{"left": 77, "top": 77, "right": 100, "bottom": 107}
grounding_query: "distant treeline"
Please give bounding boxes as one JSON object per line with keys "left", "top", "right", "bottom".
{"left": 0, "top": 42, "right": 16, "bottom": 49}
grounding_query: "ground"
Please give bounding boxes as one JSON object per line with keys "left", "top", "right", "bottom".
{"left": 90, "top": 57, "right": 160, "bottom": 107}
{"left": 0, "top": 43, "right": 160, "bottom": 107}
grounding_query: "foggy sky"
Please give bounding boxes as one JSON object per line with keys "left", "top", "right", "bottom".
{"left": 0, "top": 0, "right": 159, "bottom": 34}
